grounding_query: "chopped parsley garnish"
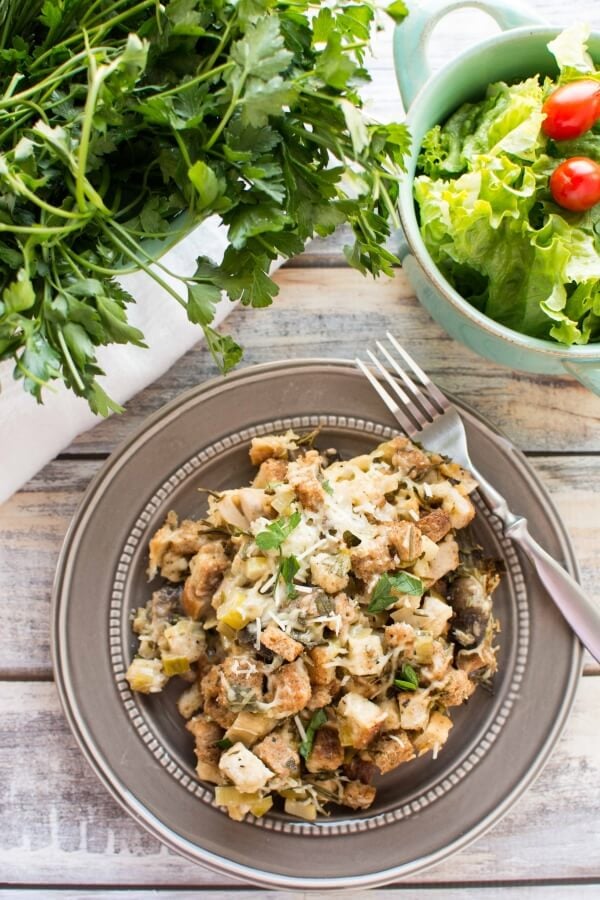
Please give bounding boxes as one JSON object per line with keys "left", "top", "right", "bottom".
{"left": 279, "top": 554, "right": 300, "bottom": 599}
{"left": 215, "top": 738, "right": 233, "bottom": 750}
{"left": 299, "top": 709, "right": 327, "bottom": 761}
{"left": 367, "top": 572, "right": 424, "bottom": 613}
{"left": 394, "top": 664, "right": 420, "bottom": 692}
{"left": 255, "top": 511, "right": 301, "bottom": 551}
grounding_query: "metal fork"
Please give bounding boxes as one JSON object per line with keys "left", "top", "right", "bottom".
{"left": 356, "top": 332, "right": 600, "bottom": 663}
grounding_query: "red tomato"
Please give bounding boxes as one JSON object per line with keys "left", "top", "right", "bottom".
{"left": 550, "top": 157, "right": 600, "bottom": 211}
{"left": 542, "top": 79, "right": 600, "bottom": 140}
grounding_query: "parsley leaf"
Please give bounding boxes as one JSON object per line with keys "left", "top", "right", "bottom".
{"left": 255, "top": 511, "right": 301, "bottom": 551}
{"left": 299, "top": 709, "right": 327, "bottom": 760}
{"left": 215, "top": 737, "right": 233, "bottom": 750}
{"left": 367, "top": 572, "right": 424, "bottom": 613}
{"left": 278, "top": 554, "right": 300, "bottom": 598}
{"left": 394, "top": 663, "right": 420, "bottom": 692}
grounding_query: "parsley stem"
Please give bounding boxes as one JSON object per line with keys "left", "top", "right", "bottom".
{"left": 99, "top": 222, "right": 187, "bottom": 310}
{"left": 158, "top": 61, "right": 234, "bottom": 99}
{"left": 57, "top": 329, "right": 85, "bottom": 392}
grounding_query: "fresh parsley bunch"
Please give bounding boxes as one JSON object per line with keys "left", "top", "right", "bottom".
{"left": 0, "top": 0, "right": 409, "bottom": 413}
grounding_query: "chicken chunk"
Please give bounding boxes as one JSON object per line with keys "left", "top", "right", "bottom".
{"left": 254, "top": 730, "right": 301, "bottom": 778}
{"left": 350, "top": 535, "right": 392, "bottom": 582}
{"left": 267, "top": 659, "right": 312, "bottom": 718}
{"left": 425, "top": 535, "right": 460, "bottom": 585}
{"left": 253, "top": 457, "right": 289, "bottom": 488}
{"left": 219, "top": 742, "right": 273, "bottom": 793}
{"left": 260, "top": 624, "right": 303, "bottom": 662}
{"left": 337, "top": 692, "right": 386, "bottom": 749}
{"left": 418, "top": 509, "right": 452, "bottom": 543}
{"left": 286, "top": 449, "right": 325, "bottom": 511}
{"left": 182, "top": 541, "right": 229, "bottom": 619}
{"left": 305, "top": 726, "right": 344, "bottom": 774}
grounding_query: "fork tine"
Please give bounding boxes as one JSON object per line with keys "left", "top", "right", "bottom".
{"left": 386, "top": 332, "right": 449, "bottom": 412}
{"left": 375, "top": 340, "right": 438, "bottom": 420}
{"left": 366, "top": 350, "right": 427, "bottom": 431}
{"left": 355, "top": 358, "right": 415, "bottom": 435}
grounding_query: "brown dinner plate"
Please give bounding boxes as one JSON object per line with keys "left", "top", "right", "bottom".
{"left": 52, "top": 359, "right": 581, "bottom": 889}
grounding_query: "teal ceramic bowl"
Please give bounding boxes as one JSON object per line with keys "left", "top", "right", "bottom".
{"left": 393, "top": 0, "right": 600, "bottom": 394}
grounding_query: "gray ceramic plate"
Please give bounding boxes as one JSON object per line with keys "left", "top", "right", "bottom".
{"left": 52, "top": 359, "right": 581, "bottom": 890}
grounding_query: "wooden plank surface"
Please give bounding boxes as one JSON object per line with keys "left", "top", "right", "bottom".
{"left": 1, "top": 679, "right": 598, "bottom": 887}
{"left": 2, "top": 0, "right": 599, "bottom": 893}
{"left": 65, "top": 269, "right": 600, "bottom": 455}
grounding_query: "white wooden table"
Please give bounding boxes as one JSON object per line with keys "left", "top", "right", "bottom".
{"left": 1, "top": 2, "right": 599, "bottom": 898}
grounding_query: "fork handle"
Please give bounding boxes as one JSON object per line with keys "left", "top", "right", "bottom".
{"left": 506, "top": 518, "right": 600, "bottom": 663}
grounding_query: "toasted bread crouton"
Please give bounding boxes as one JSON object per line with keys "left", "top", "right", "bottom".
{"left": 186, "top": 714, "right": 223, "bottom": 766}
{"left": 254, "top": 730, "right": 301, "bottom": 777}
{"left": 253, "top": 457, "right": 289, "bottom": 488}
{"left": 306, "top": 682, "right": 341, "bottom": 710}
{"left": 438, "top": 667, "right": 476, "bottom": 707}
{"left": 177, "top": 680, "right": 204, "bottom": 719}
{"left": 148, "top": 511, "right": 212, "bottom": 581}
{"left": 337, "top": 692, "right": 386, "bottom": 749}
{"left": 364, "top": 731, "right": 415, "bottom": 774}
{"left": 308, "top": 645, "right": 338, "bottom": 687}
{"left": 268, "top": 659, "right": 312, "bottom": 718}
{"left": 418, "top": 509, "right": 452, "bottom": 543}
{"left": 384, "top": 622, "right": 416, "bottom": 654}
{"left": 350, "top": 535, "right": 392, "bottom": 582}
{"left": 182, "top": 542, "right": 229, "bottom": 619}
{"left": 412, "top": 711, "right": 453, "bottom": 757}
{"left": 306, "top": 726, "right": 344, "bottom": 773}
{"left": 341, "top": 780, "right": 376, "bottom": 810}
{"left": 389, "top": 437, "right": 431, "bottom": 478}
{"left": 260, "top": 624, "right": 303, "bottom": 662}
{"left": 310, "top": 552, "right": 350, "bottom": 594}
{"left": 219, "top": 742, "right": 273, "bottom": 793}
{"left": 286, "top": 449, "right": 325, "bottom": 511}
{"left": 387, "top": 520, "right": 422, "bottom": 562}
{"left": 249, "top": 432, "right": 297, "bottom": 465}
{"left": 200, "top": 666, "right": 236, "bottom": 729}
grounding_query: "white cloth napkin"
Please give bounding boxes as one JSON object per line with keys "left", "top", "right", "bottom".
{"left": 0, "top": 217, "right": 271, "bottom": 505}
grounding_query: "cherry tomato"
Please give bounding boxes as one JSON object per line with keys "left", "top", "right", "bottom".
{"left": 542, "top": 79, "right": 600, "bottom": 141}
{"left": 550, "top": 157, "right": 600, "bottom": 211}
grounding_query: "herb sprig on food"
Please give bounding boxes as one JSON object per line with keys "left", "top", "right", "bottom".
{"left": 0, "top": 0, "right": 409, "bottom": 413}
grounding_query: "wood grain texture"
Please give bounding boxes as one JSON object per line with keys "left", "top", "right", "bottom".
{"left": 0, "top": 679, "right": 598, "bottom": 887}
{"left": 64, "top": 269, "right": 600, "bottom": 455}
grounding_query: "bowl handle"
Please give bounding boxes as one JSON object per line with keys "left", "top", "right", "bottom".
{"left": 394, "top": 0, "right": 547, "bottom": 111}
{"left": 562, "top": 359, "right": 600, "bottom": 396}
